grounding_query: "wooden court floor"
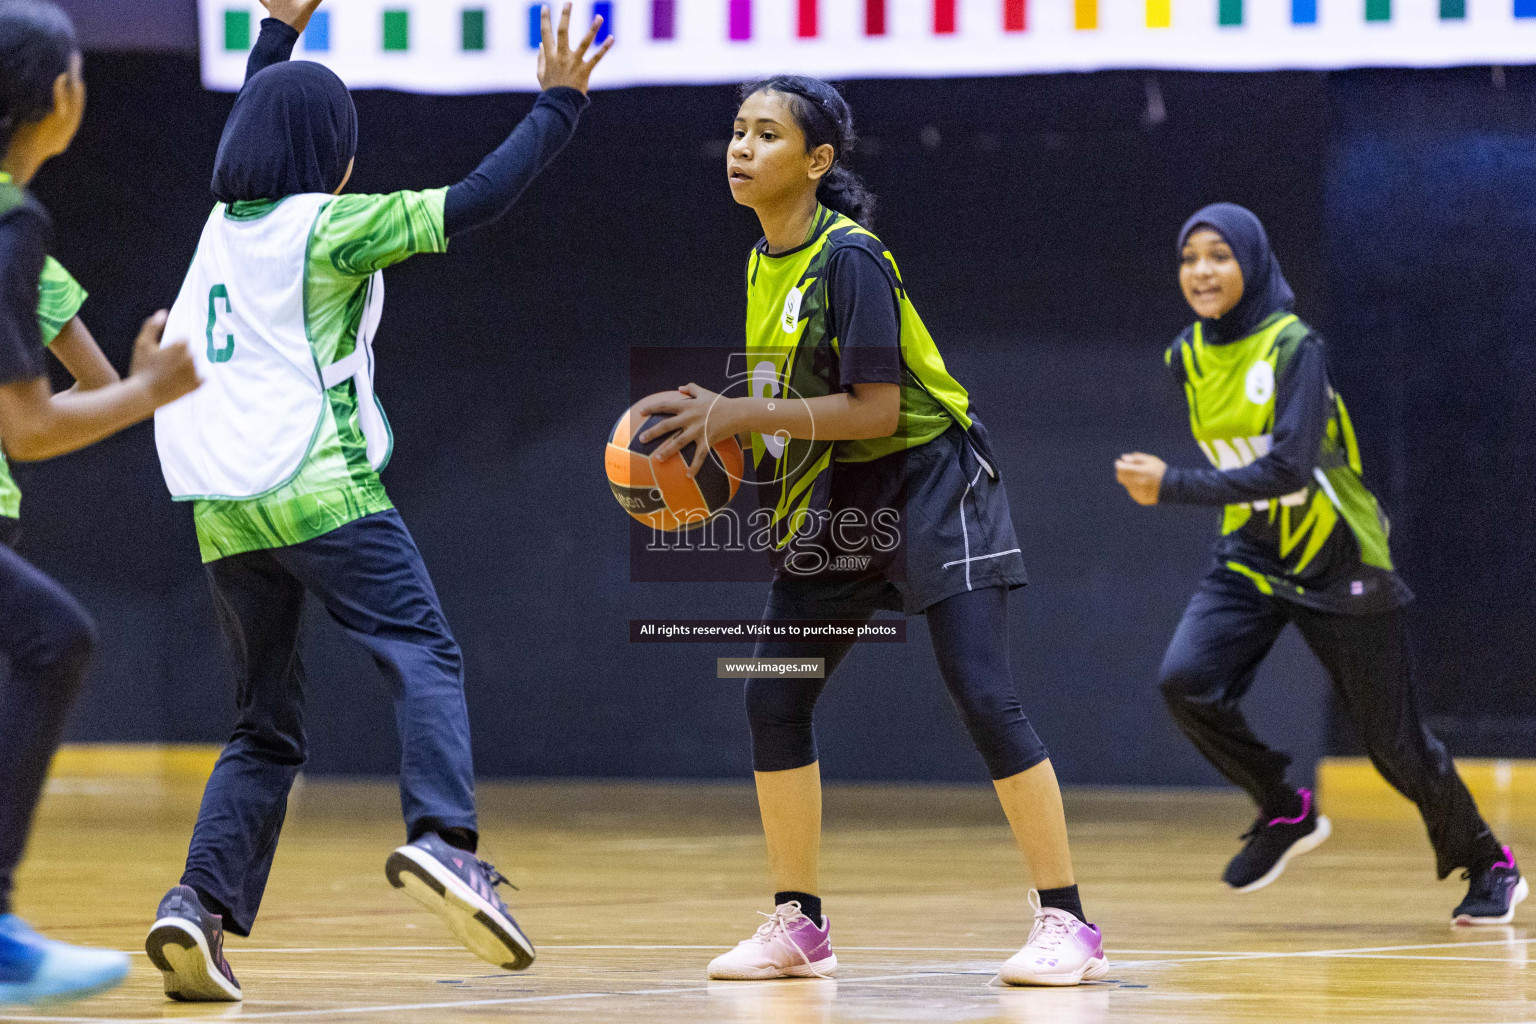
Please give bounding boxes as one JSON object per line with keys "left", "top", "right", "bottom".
{"left": 3, "top": 777, "right": 1534, "bottom": 1023}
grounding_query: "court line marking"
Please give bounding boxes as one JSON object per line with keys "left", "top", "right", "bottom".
{"left": 99, "top": 938, "right": 1535, "bottom": 958}
{"left": 1311, "top": 953, "right": 1527, "bottom": 962}
{"left": 153, "top": 945, "right": 464, "bottom": 955}
{"left": 0, "top": 971, "right": 953, "bottom": 1023}
{"left": 109, "top": 943, "right": 1194, "bottom": 956}
{"left": 1114, "top": 937, "right": 1536, "bottom": 969}
{"left": 7, "top": 936, "right": 1526, "bottom": 1022}
{"left": 541, "top": 944, "right": 1022, "bottom": 952}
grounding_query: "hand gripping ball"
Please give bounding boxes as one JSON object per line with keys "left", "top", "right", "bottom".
{"left": 606, "top": 391, "right": 744, "bottom": 531}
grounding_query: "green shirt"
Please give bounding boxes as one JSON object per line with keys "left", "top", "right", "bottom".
{"left": 0, "top": 257, "right": 89, "bottom": 519}
{"left": 192, "top": 188, "right": 448, "bottom": 562}
{"left": 744, "top": 206, "right": 975, "bottom": 549}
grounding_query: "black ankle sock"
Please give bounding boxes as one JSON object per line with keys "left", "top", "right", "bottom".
{"left": 1037, "top": 885, "right": 1086, "bottom": 924}
{"left": 774, "top": 891, "right": 822, "bottom": 926}
{"left": 436, "top": 827, "right": 478, "bottom": 854}
{"left": 189, "top": 885, "right": 229, "bottom": 922}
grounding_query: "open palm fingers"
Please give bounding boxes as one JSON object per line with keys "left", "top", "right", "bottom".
{"left": 572, "top": 13, "right": 600, "bottom": 60}
{"left": 557, "top": 1, "right": 572, "bottom": 53}
{"left": 589, "top": 35, "right": 615, "bottom": 69}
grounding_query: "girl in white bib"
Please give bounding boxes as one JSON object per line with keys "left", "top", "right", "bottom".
{"left": 145, "top": 0, "right": 612, "bottom": 1001}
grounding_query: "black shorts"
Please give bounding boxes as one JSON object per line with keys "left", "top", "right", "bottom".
{"left": 771, "top": 421, "right": 1028, "bottom": 615}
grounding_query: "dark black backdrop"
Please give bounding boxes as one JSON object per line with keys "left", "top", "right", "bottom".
{"left": 14, "top": 54, "right": 1533, "bottom": 783}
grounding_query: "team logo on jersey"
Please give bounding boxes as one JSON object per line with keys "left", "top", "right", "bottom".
{"left": 781, "top": 287, "right": 803, "bottom": 334}
{"left": 750, "top": 359, "right": 787, "bottom": 458}
{"left": 1245, "top": 360, "right": 1275, "bottom": 405}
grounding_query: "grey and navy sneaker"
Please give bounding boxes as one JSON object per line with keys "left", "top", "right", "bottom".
{"left": 144, "top": 885, "right": 241, "bottom": 1001}
{"left": 1223, "top": 787, "right": 1332, "bottom": 893}
{"left": 1454, "top": 846, "right": 1528, "bottom": 926}
{"left": 385, "top": 833, "right": 535, "bottom": 970}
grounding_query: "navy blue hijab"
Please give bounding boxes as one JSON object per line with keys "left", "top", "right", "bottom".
{"left": 1178, "top": 203, "right": 1295, "bottom": 343}
{"left": 211, "top": 61, "right": 357, "bottom": 203}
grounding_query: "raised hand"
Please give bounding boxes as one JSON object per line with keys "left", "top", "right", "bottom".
{"left": 129, "top": 312, "right": 202, "bottom": 407}
{"left": 537, "top": 2, "right": 615, "bottom": 95}
{"left": 259, "top": 0, "right": 326, "bottom": 34}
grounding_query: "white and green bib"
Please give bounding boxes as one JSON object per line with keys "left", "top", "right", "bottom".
{"left": 155, "top": 194, "right": 392, "bottom": 501}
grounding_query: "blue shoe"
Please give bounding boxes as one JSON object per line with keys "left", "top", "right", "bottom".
{"left": 144, "top": 885, "right": 241, "bottom": 1001}
{"left": 0, "top": 914, "right": 129, "bottom": 1006}
{"left": 385, "top": 833, "right": 535, "bottom": 970}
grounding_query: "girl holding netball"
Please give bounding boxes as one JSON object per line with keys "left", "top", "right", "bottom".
{"left": 143, "top": 0, "right": 610, "bottom": 1000}
{"left": 1115, "top": 203, "right": 1522, "bottom": 923}
{"left": 638, "top": 76, "right": 1108, "bottom": 986}
{"left": 0, "top": 0, "right": 201, "bottom": 1004}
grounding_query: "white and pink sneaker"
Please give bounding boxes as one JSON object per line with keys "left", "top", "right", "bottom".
{"left": 707, "top": 902, "right": 837, "bottom": 980}
{"left": 998, "top": 891, "right": 1109, "bottom": 987}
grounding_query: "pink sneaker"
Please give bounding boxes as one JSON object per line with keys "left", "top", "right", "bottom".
{"left": 707, "top": 902, "right": 837, "bottom": 980}
{"left": 999, "top": 891, "right": 1109, "bottom": 987}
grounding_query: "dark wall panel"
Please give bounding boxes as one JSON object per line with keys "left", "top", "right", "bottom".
{"left": 1323, "top": 67, "right": 1536, "bottom": 756}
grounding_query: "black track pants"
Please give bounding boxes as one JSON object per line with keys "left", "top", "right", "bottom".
{"left": 1158, "top": 566, "right": 1500, "bottom": 879}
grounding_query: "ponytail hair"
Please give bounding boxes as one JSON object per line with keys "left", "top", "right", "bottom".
{"left": 739, "top": 74, "right": 876, "bottom": 228}
{"left": 0, "top": 1, "right": 76, "bottom": 159}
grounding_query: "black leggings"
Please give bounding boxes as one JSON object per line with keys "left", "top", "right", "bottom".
{"left": 746, "top": 582, "right": 1048, "bottom": 780}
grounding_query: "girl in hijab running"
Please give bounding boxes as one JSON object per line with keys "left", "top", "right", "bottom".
{"left": 144, "top": 0, "right": 610, "bottom": 1001}
{"left": 1115, "top": 202, "right": 1522, "bottom": 925}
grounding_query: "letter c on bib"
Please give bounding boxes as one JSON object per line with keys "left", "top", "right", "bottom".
{"left": 207, "top": 284, "right": 235, "bottom": 364}
{"left": 1245, "top": 361, "right": 1275, "bottom": 405}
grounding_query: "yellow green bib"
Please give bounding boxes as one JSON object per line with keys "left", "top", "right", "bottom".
{"left": 743, "top": 206, "right": 973, "bottom": 547}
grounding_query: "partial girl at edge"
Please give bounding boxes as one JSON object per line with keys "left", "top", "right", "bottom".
{"left": 0, "top": 256, "right": 120, "bottom": 548}
{"left": 0, "top": 0, "right": 200, "bottom": 1005}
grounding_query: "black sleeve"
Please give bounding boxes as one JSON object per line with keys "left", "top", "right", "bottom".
{"left": 1159, "top": 338, "right": 1329, "bottom": 506}
{"left": 828, "top": 247, "right": 901, "bottom": 391}
{"left": 245, "top": 18, "right": 299, "bottom": 83}
{"left": 0, "top": 209, "right": 49, "bottom": 387}
{"left": 442, "top": 88, "right": 589, "bottom": 238}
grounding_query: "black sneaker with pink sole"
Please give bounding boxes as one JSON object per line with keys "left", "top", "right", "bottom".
{"left": 1454, "top": 846, "right": 1527, "bottom": 926}
{"left": 1223, "top": 787, "right": 1332, "bottom": 893}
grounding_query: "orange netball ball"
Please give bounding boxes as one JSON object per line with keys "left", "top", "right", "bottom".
{"left": 606, "top": 391, "right": 744, "bottom": 531}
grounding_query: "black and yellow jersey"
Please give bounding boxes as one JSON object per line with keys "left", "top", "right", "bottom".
{"left": 1163, "top": 311, "right": 1412, "bottom": 613}
{"left": 743, "top": 206, "right": 982, "bottom": 551}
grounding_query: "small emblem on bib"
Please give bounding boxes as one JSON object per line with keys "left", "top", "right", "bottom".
{"left": 1245, "top": 361, "right": 1275, "bottom": 405}
{"left": 781, "top": 287, "right": 803, "bottom": 334}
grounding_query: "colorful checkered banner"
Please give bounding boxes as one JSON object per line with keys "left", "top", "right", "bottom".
{"left": 201, "top": 0, "right": 1536, "bottom": 92}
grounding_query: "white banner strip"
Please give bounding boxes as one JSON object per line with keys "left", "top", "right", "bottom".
{"left": 200, "top": 0, "right": 1536, "bottom": 93}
